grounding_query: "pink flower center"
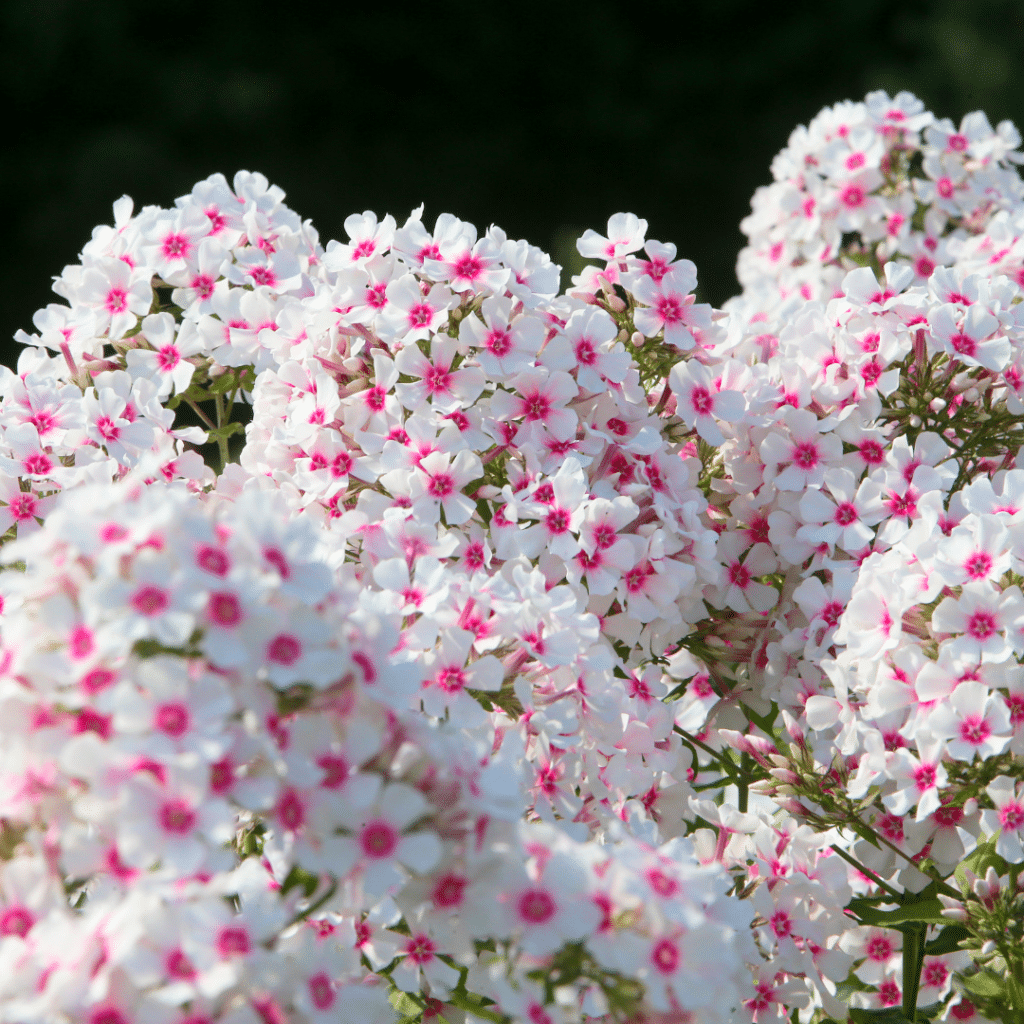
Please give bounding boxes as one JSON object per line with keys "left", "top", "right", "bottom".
{"left": 196, "top": 545, "right": 229, "bottom": 575}
{"left": 959, "top": 714, "right": 991, "bottom": 746}
{"left": 96, "top": 416, "right": 120, "bottom": 442}
{"left": 792, "top": 442, "right": 819, "bottom": 469}
{"left": 834, "top": 502, "right": 857, "bottom": 526}
{"left": 575, "top": 338, "right": 597, "bottom": 365}
{"left": 999, "top": 801, "right": 1024, "bottom": 832}
{"left": 23, "top": 452, "right": 52, "bottom": 475}
{"left": 268, "top": 634, "right": 301, "bottom": 665}
{"left": 105, "top": 288, "right": 128, "bottom": 314}
{"left": 277, "top": 789, "right": 305, "bottom": 831}
{"left": 208, "top": 591, "right": 242, "bottom": 626}
{"left": 432, "top": 873, "right": 467, "bottom": 908}
{"left": 656, "top": 296, "right": 683, "bottom": 324}
{"left": 729, "top": 561, "right": 751, "bottom": 588}
{"left": 517, "top": 887, "right": 556, "bottom": 924}
{"left": 191, "top": 273, "right": 215, "bottom": 298}
{"left": 454, "top": 254, "right": 483, "bottom": 281}
{"left": 435, "top": 665, "right": 466, "bottom": 693}
{"left": 647, "top": 868, "right": 677, "bottom": 898}
{"left": 523, "top": 393, "right": 551, "bottom": 421}
{"left": 951, "top": 333, "right": 977, "bottom": 357}
{"left": 131, "top": 585, "right": 169, "bottom": 616}
{"left": 216, "top": 926, "right": 251, "bottom": 958}
{"left": 866, "top": 935, "right": 894, "bottom": 961}
{"left": 405, "top": 934, "right": 436, "bottom": 964}
{"left": 308, "top": 972, "right": 335, "bottom": 1010}
{"left": 360, "top": 819, "right": 398, "bottom": 858}
{"left": 365, "top": 385, "right": 387, "bottom": 412}
{"left": 964, "top": 552, "right": 993, "bottom": 579}
{"left": 770, "top": 910, "right": 792, "bottom": 938}
{"left": 879, "top": 979, "right": 901, "bottom": 1006}
{"left": 933, "top": 803, "right": 964, "bottom": 827}
{"left": 157, "top": 345, "right": 180, "bottom": 371}
{"left": 545, "top": 507, "right": 570, "bottom": 534}
{"left": 429, "top": 472, "right": 455, "bottom": 498}
{"left": 249, "top": 266, "right": 277, "bottom": 288}
{"left": 0, "top": 905, "right": 34, "bottom": 937}
{"left": 486, "top": 328, "right": 513, "bottom": 355}
{"left": 651, "top": 938, "right": 680, "bottom": 974}
{"left": 155, "top": 702, "right": 190, "bottom": 737}
{"left": 913, "top": 764, "right": 937, "bottom": 791}
{"left": 840, "top": 184, "right": 865, "bottom": 208}
{"left": 166, "top": 947, "right": 197, "bottom": 979}
{"left": 966, "top": 610, "right": 997, "bottom": 641}
{"left": 160, "top": 799, "right": 196, "bottom": 835}
{"left": 317, "top": 754, "right": 349, "bottom": 789}
{"left": 690, "top": 386, "right": 714, "bottom": 416}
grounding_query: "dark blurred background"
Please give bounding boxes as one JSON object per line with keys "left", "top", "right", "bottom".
{"left": 4, "top": 0, "right": 1024, "bottom": 369}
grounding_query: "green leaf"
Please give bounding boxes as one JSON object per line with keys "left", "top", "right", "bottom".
{"left": 849, "top": 1008, "right": 916, "bottom": 1023}
{"left": 280, "top": 864, "right": 319, "bottom": 898}
{"left": 205, "top": 421, "right": 244, "bottom": 441}
{"left": 956, "top": 838, "right": 1008, "bottom": 896}
{"left": 847, "top": 897, "right": 947, "bottom": 927}
{"left": 924, "top": 924, "right": 970, "bottom": 956}
{"left": 208, "top": 370, "right": 240, "bottom": 394}
{"left": 389, "top": 989, "right": 425, "bottom": 1019}
{"left": 960, "top": 970, "right": 1004, "bottom": 999}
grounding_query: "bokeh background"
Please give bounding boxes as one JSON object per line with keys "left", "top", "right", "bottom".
{"left": 4, "top": 0, "right": 1024, "bottom": 369}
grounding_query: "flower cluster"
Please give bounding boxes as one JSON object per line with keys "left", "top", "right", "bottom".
{"left": 3, "top": 89, "right": 1024, "bottom": 1024}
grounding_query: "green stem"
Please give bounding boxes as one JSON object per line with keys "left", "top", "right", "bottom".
{"left": 902, "top": 923, "right": 926, "bottom": 1021}
{"left": 214, "top": 392, "right": 229, "bottom": 473}
{"left": 185, "top": 398, "right": 217, "bottom": 432}
{"left": 738, "top": 753, "right": 750, "bottom": 813}
{"left": 828, "top": 843, "right": 904, "bottom": 900}
{"left": 445, "top": 992, "right": 505, "bottom": 1023}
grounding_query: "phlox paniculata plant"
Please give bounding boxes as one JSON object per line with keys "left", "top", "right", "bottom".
{"left": 3, "top": 89, "right": 1024, "bottom": 1024}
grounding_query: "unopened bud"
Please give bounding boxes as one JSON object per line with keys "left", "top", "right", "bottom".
{"left": 631, "top": 332, "right": 645, "bottom": 347}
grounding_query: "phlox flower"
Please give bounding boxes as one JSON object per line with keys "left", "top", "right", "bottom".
{"left": 380, "top": 274, "right": 454, "bottom": 344}
{"left": 0, "top": 477, "right": 58, "bottom": 538}
{"left": 839, "top": 926, "right": 902, "bottom": 988}
{"left": 710, "top": 532, "right": 778, "bottom": 614}
{"left": 338, "top": 782, "right": 442, "bottom": 896}
{"left": 125, "top": 313, "right": 205, "bottom": 399}
{"left": 932, "top": 513, "right": 1012, "bottom": 587}
{"left": 169, "top": 236, "right": 228, "bottom": 315}
{"left": 930, "top": 581, "right": 1024, "bottom": 663}
{"left": 394, "top": 334, "right": 485, "bottom": 413}
{"left": 141, "top": 203, "right": 212, "bottom": 282}
{"left": 540, "top": 306, "right": 631, "bottom": 394}
{"left": 420, "top": 626, "right": 502, "bottom": 724}
{"left": 116, "top": 765, "right": 236, "bottom": 875}
{"left": 490, "top": 366, "right": 579, "bottom": 448}
{"left": 323, "top": 211, "right": 397, "bottom": 269}
{"left": 65, "top": 256, "right": 153, "bottom": 339}
{"left": 928, "top": 302, "right": 1010, "bottom": 371}
{"left": 924, "top": 679, "right": 1012, "bottom": 761}
{"left": 576, "top": 212, "right": 648, "bottom": 260}
{"left": 82, "top": 385, "right": 158, "bottom": 466}
{"left": 632, "top": 266, "right": 710, "bottom": 351}
{"left": 760, "top": 407, "right": 843, "bottom": 491}
{"left": 881, "top": 733, "right": 948, "bottom": 821}
{"left": 493, "top": 832, "right": 601, "bottom": 957}
{"left": 981, "top": 776, "right": 1024, "bottom": 863}
{"left": 405, "top": 449, "right": 482, "bottom": 526}
{"left": 669, "top": 359, "right": 745, "bottom": 446}
{"left": 797, "top": 467, "right": 885, "bottom": 554}
{"left": 459, "top": 295, "right": 545, "bottom": 379}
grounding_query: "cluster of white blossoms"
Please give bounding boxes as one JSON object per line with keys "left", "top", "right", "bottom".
{"left": 2, "top": 90, "right": 1024, "bottom": 1024}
